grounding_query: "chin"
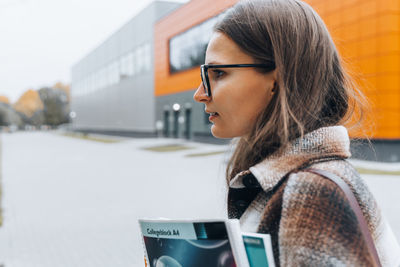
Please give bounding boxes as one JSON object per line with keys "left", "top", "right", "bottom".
{"left": 211, "top": 125, "right": 236, "bottom": 139}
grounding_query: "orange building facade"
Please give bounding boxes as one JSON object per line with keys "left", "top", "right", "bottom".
{"left": 154, "top": 0, "right": 400, "bottom": 160}
{"left": 304, "top": 0, "right": 400, "bottom": 139}
{"left": 154, "top": 0, "right": 237, "bottom": 97}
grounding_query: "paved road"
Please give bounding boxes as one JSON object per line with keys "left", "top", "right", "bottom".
{"left": 0, "top": 132, "right": 398, "bottom": 267}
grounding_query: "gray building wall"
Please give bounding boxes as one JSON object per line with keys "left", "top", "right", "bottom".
{"left": 71, "top": 1, "right": 182, "bottom": 133}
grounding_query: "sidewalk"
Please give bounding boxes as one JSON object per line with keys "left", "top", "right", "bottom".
{"left": 0, "top": 132, "right": 229, "bottom": 267}
{"left": 0, "top": 132, "right": 398, "bottom": 267}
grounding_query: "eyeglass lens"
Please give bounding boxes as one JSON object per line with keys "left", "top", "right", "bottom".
{"left": 200, "top": 66, "right": 210, "bottom": 96}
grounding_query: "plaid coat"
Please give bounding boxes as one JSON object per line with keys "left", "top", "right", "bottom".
{"left": 228, "top": 126, "right": 400, "bottom": 266}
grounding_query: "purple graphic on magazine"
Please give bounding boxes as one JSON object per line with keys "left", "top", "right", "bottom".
{"left": 143, "top": 237, "right": 236, "bottom": 267}
{"left": 141, "top": 221, "right": 237, "bottom": 267}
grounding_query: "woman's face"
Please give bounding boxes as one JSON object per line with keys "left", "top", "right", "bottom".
{"left": 193, "top": 32, "right": 277, "bottom": 139}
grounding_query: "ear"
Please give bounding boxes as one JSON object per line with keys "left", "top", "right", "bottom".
{"left": 269, "top": 69, "right": 278, "bottom": 94}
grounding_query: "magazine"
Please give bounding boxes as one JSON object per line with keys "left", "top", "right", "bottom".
{"left": 242, "top": 232, "right": 276, "bottom": 267}
{"left": 139, "top": 219, "right": 275, "bottom": 267}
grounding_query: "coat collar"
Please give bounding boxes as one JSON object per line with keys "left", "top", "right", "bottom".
{"left": 229, "top": 126, "right": 351, "bottom": 192}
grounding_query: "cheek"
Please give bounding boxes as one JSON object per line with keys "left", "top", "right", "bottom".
{"left": 250, "top": 92, "right": 271, "bottom": 116}
{"left": 234, "top": 90, "right": 271, "bottom": 130}
{"left": 234, "top": 86, "right": 270, "bottom": 118}
{"left": 211, "top": 74, "right": 273, "bottom": 137}
{"left": 221, "top": 94, "right": 267, "bottom": 135}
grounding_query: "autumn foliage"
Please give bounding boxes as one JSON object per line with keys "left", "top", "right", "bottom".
{"left": 0, "top": 82, "right": 70, "bottom": 127}
{"left": 13, "top": 89, "right": 44, "bottom": 118}
{"left": 0, "top": 96, "right": 10, "bottom": 105}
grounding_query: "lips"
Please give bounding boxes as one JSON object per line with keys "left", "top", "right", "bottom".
{"left": 205, "top": 109, "right": 219, "bottom": 116}
{"left": 208, "top": 111, "right": 219, "bottom": 122}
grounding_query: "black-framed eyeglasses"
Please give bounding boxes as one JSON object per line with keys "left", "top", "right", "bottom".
{"left": 200, "top": 63, "right": 276, "bottom": 97}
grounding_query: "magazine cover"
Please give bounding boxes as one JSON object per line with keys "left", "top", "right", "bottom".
{"left": 139, "top": 219, "right": 249, "bottom": 267}
{"left": 242, "top": 232, "right": 276, "bottom": 267}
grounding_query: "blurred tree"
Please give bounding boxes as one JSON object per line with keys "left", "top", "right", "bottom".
{"left": 10, "top": 83, "right": 71, "bottom": 128}
{"left": 13, "top": 89, "right": 44, "bottom": 118}
{"left": 0, "top": 102, "right": 23, "bottom": 127}
{"left": 13, "top": 89, "right": 44, "bottom": 126}
{"left": 0, "top": 95, "right": 10, "bottom": 105}
{"left": 53, "top": 82, "right": 70, "bottom": 102}
{"left": 29, "top": 109, "right": 45, "bottom": 126}
{"left": 38, "top": 87, "right": 70, "bottom": 126}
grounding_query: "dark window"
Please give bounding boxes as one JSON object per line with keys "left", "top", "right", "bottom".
{"left": 169, "top": 13, "right": 225, "bottom": 73}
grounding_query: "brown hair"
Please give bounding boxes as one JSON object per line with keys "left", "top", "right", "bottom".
{"left": 214, "top": 0, "right": 367, "bottom": 181}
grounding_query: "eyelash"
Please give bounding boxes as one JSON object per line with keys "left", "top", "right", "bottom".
{"left": 211, "top": 69, "right": 225, "bottom": 79}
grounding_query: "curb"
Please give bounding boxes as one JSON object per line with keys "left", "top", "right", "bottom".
{"left": 349, "top": 159, "right": 400, "bottom": 176}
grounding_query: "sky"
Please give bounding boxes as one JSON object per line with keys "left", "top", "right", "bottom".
{"left": 0, "top": 0, "right": 189, "bottom": 103}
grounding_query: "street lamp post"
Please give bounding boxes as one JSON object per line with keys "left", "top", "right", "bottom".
{"left": 163, "top": 106, "right": 170, "bottom": 137}
{"left": 184, "top": 103, "right": 191, "bottom": 140}
{"left": 172, "top": 103, "right": 180, "bottom": 138}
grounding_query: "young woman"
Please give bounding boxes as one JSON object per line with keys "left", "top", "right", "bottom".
{"left": 193, "top": 0, "right": 400, "bottom": 266}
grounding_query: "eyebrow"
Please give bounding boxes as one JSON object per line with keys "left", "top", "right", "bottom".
{"left": 205, "top": 61, "right": 223, "bottom": 65}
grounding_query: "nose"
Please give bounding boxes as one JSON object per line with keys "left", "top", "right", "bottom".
{"left": 193, "top": 83, "right": 211, "bottom": 103}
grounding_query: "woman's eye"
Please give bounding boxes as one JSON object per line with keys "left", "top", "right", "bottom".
{"left": 211, "top": 69, "right": 225, "bottom": 79}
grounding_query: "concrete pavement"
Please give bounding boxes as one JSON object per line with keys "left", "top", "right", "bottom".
{"left": 0, "top": 132, "right": 398, "bottom": 266}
